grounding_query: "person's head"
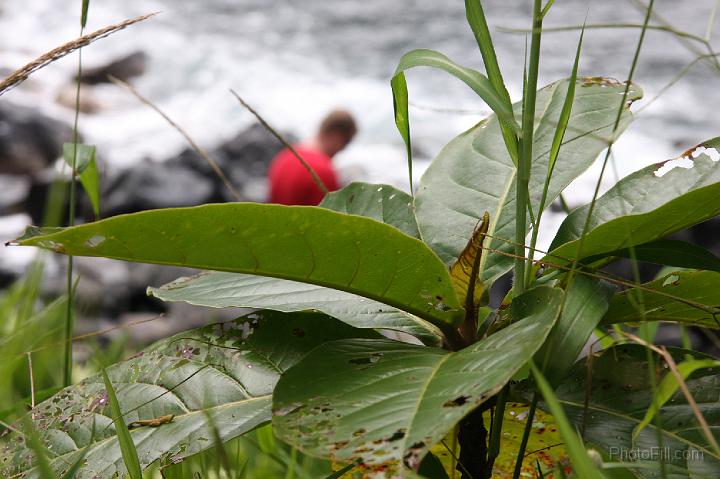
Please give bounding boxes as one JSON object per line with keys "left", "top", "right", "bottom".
{"left": 316, "top": 109, "right": 357, "bottom": 158}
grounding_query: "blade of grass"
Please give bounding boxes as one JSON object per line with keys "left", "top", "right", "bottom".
{"left": 526, "top": 22, "right": 585, "bottom": 287}
{"left": 204, "top": 411, "right": 233, "bottom": 477}
{"left": 558, "top": 4, "right": 665, "bottom": 473}
{"left": 390, "top": 72, "right": 413, "bottom": 192}
{"left": 464, "top": 0, "right": 519, "bottom": 164}
{"left": 530, "top": 362, "right": 605, "bottom": 479}
{"left": 101, "top": 369, "right": 142, "bottom": 479}
{"left": 513, "top": 0, "right": 542, "bottom": 298}
{"left": 633, "top": 358, "right": 720, "bottom": 440}
{"left": 21, "top": 414, "right": 55, "bottom": 479}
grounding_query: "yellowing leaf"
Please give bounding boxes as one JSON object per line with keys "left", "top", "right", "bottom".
{"left": 450, "top": 211, "right": 490, "bottom": 312}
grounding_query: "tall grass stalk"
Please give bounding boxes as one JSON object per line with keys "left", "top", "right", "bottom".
{"left": 512, "top": 0, "right": 542, "bottom": 298}
{"left": 63, "top": 1, "right": 89, "bottom": 388}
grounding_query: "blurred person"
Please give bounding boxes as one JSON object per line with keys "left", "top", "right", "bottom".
{"left": 268, "top": 109, "right": 356, "bottom": 205}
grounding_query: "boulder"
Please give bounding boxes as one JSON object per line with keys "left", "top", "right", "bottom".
{"left": 78, "top": 50, "right": 148, "bottom": 85}
{"left": 166, "top": 122, "right": 294, "bottom": 202}
{"left": 102, "top": 160, "right": 219, "bottom": 216}
{"left": 0, "top": 101, "right": 74, "bottom": 175}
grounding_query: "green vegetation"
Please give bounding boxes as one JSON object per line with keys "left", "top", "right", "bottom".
{"left": 2, "top": 0, "right": 720, "bottom": 478}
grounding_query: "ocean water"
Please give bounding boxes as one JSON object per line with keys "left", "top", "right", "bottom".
{"left": 0, "top": 0, "right": 719, "bottom": 253}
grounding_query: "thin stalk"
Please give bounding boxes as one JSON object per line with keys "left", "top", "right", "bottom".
{"left": 230, "top": 89, "right": 328, "bottom": 195}
{"left": 512, "top": 393, "right": 539, "bottom": 479}
{"left": 526, "top": 23, "right": 584, "bottom": 287}
{"left": 513, "top": 0, "right": 542, "bottom": 298}
{"left": 499, "top": 23, "right": 708, "bottom": 46}
{"left": 486, "top": 384, "right": 509, "bottom": 474}
{"left": 64, "top": 15, "right": 86, "bottom": 387}
{"left": 562, "top": 1, "right": 666, "bottom": 476}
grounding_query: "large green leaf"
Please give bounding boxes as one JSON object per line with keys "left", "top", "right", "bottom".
{"left": 547, "top": 137, "right": 720, "bottom": 266}
{"left": 547, "top": 345, "right": 720, "bottom": 478}
{"left": 589, "top": 240, "right": 720, "bottom": 274}
{"left": 148, "top": 272, "right": 444, "bottom": 346}
{"left": 602, "top": 270, "right": 720, "bottom": 328}
{"left": 319, "top": 182, "right": 420, "bottom": 239}
{"left": 415, "top": 77, "right": 641, "bottom": 282}
{"left": 11, "top": 203, "right": 463, "bottom": 328}
{"left": 272, "top": 286, "right": 563, "bottom": 475}
{"left": 0, "top": 311, "right": 377, "bottom": 478}
{"left": 536, "top": 276, "right": 615, "bottom": 385}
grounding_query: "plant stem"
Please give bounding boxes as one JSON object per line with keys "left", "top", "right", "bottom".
{"left": 64, "top": 24, "right": 84, "bottom": 388}
{"left": 513, "top": 0, "right": 542, "bottom": 297}
{"left": 512, "top": 393, "right": 538, "bottom": 479}
{"left": 486, "top": 383, "right": 509, "bottom": 476}
{"left": 457, "top": 407, "right": 487, "bottom": 479}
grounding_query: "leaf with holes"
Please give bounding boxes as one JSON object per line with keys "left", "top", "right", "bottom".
{"left": 415, "top": 77, "right": 641, "bottom": 283}
{"left": 547, "top": 137, "right": 720, "bottom": 268}
{"left": 0, "top": 311, "right": 377, "bottom": 478}
{"left": 272, "top": 286, "right": 563, "bottom": 475}
{"left": 602, "top": 270, "right": 720, "bottom": 328}
{"left": 148, "top": 272, "right": 444, "bottom": 346}
{"left": 11, "top": 203, "right": 463, "bottom": 329}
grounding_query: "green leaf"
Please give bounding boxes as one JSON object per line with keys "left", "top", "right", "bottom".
{"left": 602, "top": 270, "right": 720, "bottom": 328}
{"left": 530, "top": 363, "right": 606, "bottom": 479}
{"left": 536, "top": 276, "right": 615, "bottom": 385}
{"left": 391, "top": 72, "right": 414, "bottom": 191}
{"left": 547, "top": 345, "right": 720, "bottom": 478}
{"left": 415, "top": 78, "right": 641, "bottom": 281}
{"left": 319, "top": 182, "right": 420, "bottom": 238}
{"left": 592, "top": 239, "right": 720, "bottom": 274}
{"left": 0, "top": 311, "right": 374, "bottom": 478}
{"left": 148, "top": 272, "right": 444, "bottom": 346}
{"left": 63, "top": 143, "right": 100, "bottom": 218}
{"left": 392, "top": 49, "right": 519, "bottom": 134}
{"left": 101, "top": 369, "right": 143, "bottom": 479}
{"left": 547, "top": 137, "right": 720, "bottom": 267}
{"left": 633, "top": 358, "right": 720, "bottom": 440}
{"left": 272, "top": 286, "right": 563, "bottom": 474}
{"left": 463, "top": 0, "right": 519, "bottom": 164}
{"left": 12, "top": 203, "right": 463, "bottom": 328}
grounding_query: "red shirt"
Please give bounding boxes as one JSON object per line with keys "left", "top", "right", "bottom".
{"left": 268, "top": 146, "right": 339, "bottom": 205}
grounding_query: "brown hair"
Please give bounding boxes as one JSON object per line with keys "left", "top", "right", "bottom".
{"left": 318, "top": 109, "right": 357, "bottom": 140}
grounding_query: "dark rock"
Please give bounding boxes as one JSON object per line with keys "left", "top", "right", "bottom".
{"left": 0, "top": 101, "right": 74, "bottom": 175}
{"left": 166, "top": 122, "right": 293, "bottom": 202}
{"left": 102, "top": 160, "right": 219, "bottom": 216}
{"left": 78, "top": 51, "right": 148, "bottom": 85}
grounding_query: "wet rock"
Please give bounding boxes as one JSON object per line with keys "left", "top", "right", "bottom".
{"left": 0, "top": 101, "right": 73, "bottom": 175}
{"left": 102, "top": 160, "right": 219, "bottom": 216}
{"left": 78, "top": 50, "right": 148, "bottom": 85}
{"left": 168, "top": 122, "right": 293, "bottom": 202}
